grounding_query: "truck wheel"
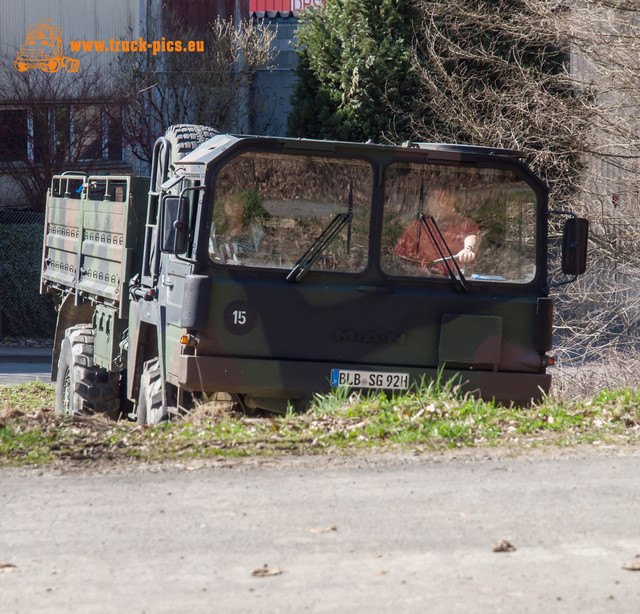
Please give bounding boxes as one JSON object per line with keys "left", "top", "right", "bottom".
{"left": 136, "top": 357, "right": 168, "bottom": 426}
{"left": 55, "top": 325, "right": 120, "bottom": 418}
{"left": 164, "top": 124, "right": 218, "bottom": 169}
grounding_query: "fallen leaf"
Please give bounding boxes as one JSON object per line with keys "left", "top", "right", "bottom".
{"left": 0, "top": 563, "right": 19, "bottom": 573}
{"left": 310, "top": 525, "right": 338, "bottom": 534}
{"left": 251, "top": 564, "right": 286, "bottom": 577}
{"left": 622, "top": 561, "right": 640, "bottom": 571}
{"left": 493, "top": 540, "right": 516, "bottom": 553}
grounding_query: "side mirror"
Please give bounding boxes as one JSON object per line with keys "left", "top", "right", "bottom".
{"left": 561, "top": 217, "right": 588, "bottom": 276}
{"left": 161, "top": 196, "right": 189, "bottom": 253}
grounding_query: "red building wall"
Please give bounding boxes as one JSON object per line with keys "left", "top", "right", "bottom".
{"left": 250, "top": 0, "right": 289, "bottom": 10}
{"left": 165, "top": 0, "right": 250, "bottom": 33}
{"left": 166, "top": 0, "right": 324, "bottom": 22}
{"left": 250, "top": 0, "right": 324, "bottom": 12}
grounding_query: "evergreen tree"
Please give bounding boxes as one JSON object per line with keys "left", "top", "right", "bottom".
{"left": 289, "top": 0, "right": 586, "bottom": 196}
{"left": 288, "top": 0, "right": 422, "bottom": 143}
{"left": 286, "top": 49, "right": 349, "bottom": 140}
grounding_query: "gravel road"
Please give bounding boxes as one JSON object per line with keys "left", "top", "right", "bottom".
{"left": 2, "top": 450, "right": 640, "bottom": 613}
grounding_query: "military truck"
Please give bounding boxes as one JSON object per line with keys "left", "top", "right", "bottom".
{"left": 40, "top": 125, "right": 588, "bottom": 424}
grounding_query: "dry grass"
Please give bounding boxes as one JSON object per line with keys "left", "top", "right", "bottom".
{"left": 550, "top": 352, "right": 640, "bottom": 401}
{"left": 2, "top": 368, "right": 640, "bottom": 469}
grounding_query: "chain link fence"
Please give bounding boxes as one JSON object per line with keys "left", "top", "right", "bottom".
{"left": 0, "top": 210, "right": 57, "bottom": 341}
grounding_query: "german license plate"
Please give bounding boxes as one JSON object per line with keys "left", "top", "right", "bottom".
{"left": 330, "top": 369, "right": 410, "bottom": 390}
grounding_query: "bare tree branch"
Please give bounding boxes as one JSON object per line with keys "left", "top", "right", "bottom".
{"left": 117, "top": 15, "right": 278, "bottom": 164}
{"left": 0, "top": 54, "right": 123, "bottom": 211}
{"left": 407, "top": 1, "right": 640, "bottom": 363}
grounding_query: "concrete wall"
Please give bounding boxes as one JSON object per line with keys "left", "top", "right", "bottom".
{"left": 251, "top": 14, "right": 299, "bottom": 136}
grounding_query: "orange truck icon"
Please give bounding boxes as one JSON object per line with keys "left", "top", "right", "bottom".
{"left": 14, "top": 18, "right": 79, "bottom": 73}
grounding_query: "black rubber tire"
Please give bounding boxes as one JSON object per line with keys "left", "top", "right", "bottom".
{"left": 164, "top": 124, "right": 219, "bottom": 169}
{"left": 136, "top": 357, "right": 167, "bottom": 426}
{"left": 55, "top": 324, "right": 120, "bottom": 418}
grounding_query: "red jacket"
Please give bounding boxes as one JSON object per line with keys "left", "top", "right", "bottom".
{"left": 394, "top": 217, "right": 479, "bottom": 271}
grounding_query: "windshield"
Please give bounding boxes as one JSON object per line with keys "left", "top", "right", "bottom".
{"left": 209, "top": 152, "right": 372, "bottom": 273}
{"left": 381, "top": 162, "right": 538, "bottom": 284}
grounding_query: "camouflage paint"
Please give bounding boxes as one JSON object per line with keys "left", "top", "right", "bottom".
{"left": 166, "top": 137, "right": 554, "bottom": 406}
{"left": 42, "top": 135, "right": 580, "bottom": 409}
{"left": 41, "top": 174, "right": 148, "bottom": 372}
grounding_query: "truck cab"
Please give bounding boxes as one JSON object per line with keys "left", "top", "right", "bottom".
{"left": 128, "top": 132, "right": 586, "bottom": 417}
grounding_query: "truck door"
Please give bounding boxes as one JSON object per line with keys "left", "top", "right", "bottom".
{"left": 205, "top": 149, "right": 379, "bottom": 365}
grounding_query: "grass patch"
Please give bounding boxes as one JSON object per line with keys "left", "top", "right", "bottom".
{"left": 1, "top": 379, "right": 639, "bottom": 468}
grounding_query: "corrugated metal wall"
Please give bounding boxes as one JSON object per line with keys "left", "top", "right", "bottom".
{"left": 0, "top": 0, "right": 139, "bottom": 67}
{"left": 0, "top": 0, "right": 301, "bottom": 139}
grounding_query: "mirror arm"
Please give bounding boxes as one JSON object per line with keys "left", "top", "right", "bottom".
{"left": 549, "top": 274, "right": 578, "bottom": 288}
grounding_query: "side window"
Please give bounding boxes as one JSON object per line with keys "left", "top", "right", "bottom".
{"left": 209, "top": 153, "right": 372, "bottom": 273}
{"left": 161, "top": 180, "right": 200, "bottom": 255}
{"left": 381, "top": 163, "right": 538, "bottom": 284}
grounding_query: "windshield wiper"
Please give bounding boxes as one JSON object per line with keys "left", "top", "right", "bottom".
{"left": 414, "top": 181, "right": 466, "bottom": 292}
{"left": 286, "top": 182, "right": 353, "bottom": 283}
{"left": 419, "top": 214, "right": 467, "bottom": 292}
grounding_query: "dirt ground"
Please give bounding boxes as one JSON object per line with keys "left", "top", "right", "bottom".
{"left": 2, "top": 446, "right": 640, "bottom": 614}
